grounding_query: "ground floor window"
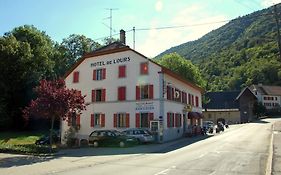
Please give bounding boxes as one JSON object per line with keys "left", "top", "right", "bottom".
{"left": 114, "top": 113, "right": 130, "bottom": 128}
{"left": 136, "top": 113, "right": 154, "bottom": 128}
{"left": 90, "top": 113, "right": 105, "bottom": 127}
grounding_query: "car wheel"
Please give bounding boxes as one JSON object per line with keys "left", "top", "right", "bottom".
{"left": 93, "top": 141, "right": 99, "bottom": 147}
{"left": 119, "top": 141, "right": 125, "bottom": 147}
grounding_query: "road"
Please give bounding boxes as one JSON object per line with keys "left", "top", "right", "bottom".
{"left": 1, "top": 118, "right": 279, "bottom": 175}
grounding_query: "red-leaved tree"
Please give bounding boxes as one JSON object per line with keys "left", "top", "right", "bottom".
{"left": 23, "top": 79, "right": 86, "bottom": 147}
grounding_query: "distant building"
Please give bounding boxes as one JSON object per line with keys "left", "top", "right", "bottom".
{"left": 61, "top": 30, "right": 203, "bottom": 143}
{"left": 203, "top": 91, "right": 240, "bottom": 124}
{"left": 236, "top": 84, "right": 281, "bottom": 121}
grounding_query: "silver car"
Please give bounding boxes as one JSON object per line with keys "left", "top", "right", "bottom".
{"left": 122, "top": 128, "right": 154, "bottom": 143}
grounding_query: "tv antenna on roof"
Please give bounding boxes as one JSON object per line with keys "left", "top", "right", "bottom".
{"left": 104, "top": 8, "right": 118, "bottom": 42}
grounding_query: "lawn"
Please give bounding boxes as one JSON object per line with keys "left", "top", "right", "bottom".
{"left": 0, "top": 131, "right": 57, "bottom": 154}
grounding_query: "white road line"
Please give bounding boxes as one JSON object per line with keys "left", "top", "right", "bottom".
{"left": 154, "top": 166, "right": 176, "bottom": 175}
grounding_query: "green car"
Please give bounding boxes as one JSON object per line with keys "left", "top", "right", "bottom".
{"left": 89, "top": 130, "right": 138, "bottom": 147}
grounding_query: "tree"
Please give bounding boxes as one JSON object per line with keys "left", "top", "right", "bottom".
{"left": 0, "top": 25, "right": 56, "bottom": 130}
{"left": 60, "top": 34, "right": 101, "bottom": 68}
{"left": 156, "top": 53, "right": 206, "bottom": 88}
{"left": 23, "top": 79, "right": 87, "bottom": 148}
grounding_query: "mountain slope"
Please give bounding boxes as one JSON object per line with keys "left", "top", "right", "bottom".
{"left": 157, "top": 4, "right": 281, "bottom": 91}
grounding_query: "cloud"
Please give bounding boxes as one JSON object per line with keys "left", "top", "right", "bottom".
{"left": 261, "top": 0, "right": 281, "bottom": 7}
{"left": 155, "top": 0, "right": 163, "bottom": 12}
{"left": 137, "top": 4, "right": 228, "bottom": 58}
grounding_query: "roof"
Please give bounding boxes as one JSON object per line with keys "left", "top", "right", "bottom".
{"left": 203, "top": 91, "right": 240, "bottom": 110}
{"left": 64, "top": 42, "right": 204, "bottom": 92}
{"left": 249, "top": 84, "right": 281, "bottom": 96}
{"left": 235, "top": 87, "right": 257, "bottom": 100}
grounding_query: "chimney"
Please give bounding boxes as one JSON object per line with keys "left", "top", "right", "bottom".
{"left": 120, "top": 29, "right": 126, "bottom": 45}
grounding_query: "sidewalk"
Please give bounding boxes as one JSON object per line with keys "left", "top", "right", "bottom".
{"left": 272, "top": 121, "right": 281, "bottom": 175}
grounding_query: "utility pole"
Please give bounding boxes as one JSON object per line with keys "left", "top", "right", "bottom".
{"left": 105, "top": 8, "right": 118, "bottom": 42}
{"left": 274, "top": 4, "right": 281, "bottom": 60}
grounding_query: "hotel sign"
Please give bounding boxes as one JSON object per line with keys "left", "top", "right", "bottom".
{"left": 90, "top": 57, "right": 131, "bottom": 67}
{"left": 135, "top": 101, "right": 154, "bottom": 111}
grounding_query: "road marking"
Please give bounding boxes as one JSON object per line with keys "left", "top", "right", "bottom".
{"left": 154, "top": 166, "right": 176, "bottom": 175}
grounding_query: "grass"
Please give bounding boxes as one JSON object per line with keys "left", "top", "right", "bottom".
{"left": 0, "top": 131, "right": 57, "bottom": 155}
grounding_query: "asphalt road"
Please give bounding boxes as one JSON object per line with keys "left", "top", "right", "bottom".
{"left": 1, "top": 118, "right": 279, "bottom": 175}
{"left": 54, "top": 119, "right": 275, "bottom": 175}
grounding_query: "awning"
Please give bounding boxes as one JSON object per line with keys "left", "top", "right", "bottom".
{"left": 188, "top": 112, "right": 203, "bottom": 119}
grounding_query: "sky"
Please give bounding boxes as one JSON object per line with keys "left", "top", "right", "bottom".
{"left": 1, "top": 0, "right": 281, "bottom": 58}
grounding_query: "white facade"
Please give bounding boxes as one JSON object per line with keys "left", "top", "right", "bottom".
{"left": 62, "top": 45, "right": 203, "bottom": 143}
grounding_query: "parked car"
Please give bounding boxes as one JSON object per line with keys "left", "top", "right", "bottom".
{"left": 203, "top": 121, "right": 214, "bottom": 133}
{"left": 35, "top": 131, "right": 60, "bottom": 145}
{"left": 122, "top": 128, "right": 154, "bottom": 143}
{"left": 88, "top": 130, "right": 137, "bottom": 147}
{"left": 215, "top": 122, "right": 225, "bottom": 133}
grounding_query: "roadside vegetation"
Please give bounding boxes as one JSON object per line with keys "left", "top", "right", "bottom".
{"left": 0, "top": 131, "right": 57, "bottom": 154}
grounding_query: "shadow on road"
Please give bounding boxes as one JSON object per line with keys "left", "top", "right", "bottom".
{"left": 56, "top": 135, "right": 214, "bottom": 157}
{"left": 0, "top": 155, "right": 54, "bottom": 168}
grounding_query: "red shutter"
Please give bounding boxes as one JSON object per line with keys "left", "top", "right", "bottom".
{"left": 149, "top": 113, "right": 154, "bottom": 121}
{"left": 179, "top": 114, "right": 182, "bottom": 127}
{"left": 195, "top": 96, "right": 199, "bottom": 107}
{"left": 167, "top": 86, "right": 171, "bottom": 100}
{"left": 167, "top": 113, "right": 170, "bottom": 127}
{"left": 149, "top": 84, "right": 154, "bottom": 99}
{"left": 113, "top": 114, "right": 117, "bottom": 127}
{"left": 76, "top": 115, "right": 80, "bottom": 125}
{"left": 73, "top": 71, "right": 79, "bottom": 83}
{"left": 140, "top": 62, "right": 148, "bottom": 74}
{"left": 172, "top": 113, "right": 175, "bottom": 127}
{"left": 90, "top": 114, "right": 94, "bottom": 127}
{"left": 192, "top": 95, "right": 194, "bottom": 106}
{"left": 101, "top": 114, "right": 105, "bottom": 127}
{"left": 101, "top": 89, "right": 106, "bottom": 101}
{"left": 92, "top": 90, "right": 96, "bottom": 102}
{"left": 93, "top": 70, "right": 96, "bottom": 80}
{"left": 188, "top": 94, "right": 191, "bottom": 105}
{"left": 126, "top": 113, "right": 130, "bottom": 128}
{"left": 102, "top": 68, "right": 106, "bottom": 80}
{"left": 118, "top": 87, "right": 126, "bottom": 101}
{"left": 136, "top": 86, "right": 140, "bottom": 100}
{"left": 171, "top": 88, "right": 174, "bottom": 101}
{"left": 136, "top": 113, "right": 140, "bottom": 128}
{"left": 119, "top": 65, "right": 126, "bottom": 78}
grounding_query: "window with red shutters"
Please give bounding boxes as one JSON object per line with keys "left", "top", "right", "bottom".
{"left": 91, "top": 113, "right": 105, "bottom": 127}
{"left": 118, "top": 65, "right": 126, "bottom": 78}
{"left": 140, "top": 62, "right": 148, "bottom": 75}
{"left": 195, "top": 96, "right": 199, "bottom": 107}
{"left": 92, "top": 89, "right": 106, "bottom": 102}
{"left": 137, "top": 85, "right": 153, "bottom": 100}
{"left": 118, "top": 86, "right": 126, "bottom": 101}
{"left": 73, "top": 71, "right": 79, "bottom": 83}
{"left": 93, "top": 68, "right": 106, "bottom": 80}
{"left": 167, "top": 113, "right": 175, "bottom": 128}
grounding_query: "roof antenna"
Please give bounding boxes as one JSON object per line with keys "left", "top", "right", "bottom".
{"left": 105, "top": 8, "right": 118, "bottom": 43}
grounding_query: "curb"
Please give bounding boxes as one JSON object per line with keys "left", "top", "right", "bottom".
{"left": 266, "top": 124, "right": 274, "bottom": 175}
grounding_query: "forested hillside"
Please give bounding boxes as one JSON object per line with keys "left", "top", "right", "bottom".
{"left": 158, "top": 4, "right": 281, "bottom": 91}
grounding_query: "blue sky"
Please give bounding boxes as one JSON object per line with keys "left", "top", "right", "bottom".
{"left": 1, "top": 0, "right": 280, "bottom": 57}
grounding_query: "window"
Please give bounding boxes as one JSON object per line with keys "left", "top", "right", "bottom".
{"left": 136, "top": 85, "right": 153, "bottom": 100}
{"left": 118, "top": 65, "right": 126, "bottom": 78}
{"left": 93, "top": 68, "right": 106, "bottom": 80}
{"left": 275, "top": 97, "right": 278, "bottom": 101}
{"left": 118, "top": 86, "right": 126, "bottom": 101}
{"left": 90, "top": 113, "right": 105, "bottom": 127}
{"left": 182, "top": 92, "right": 187, "bottom": 104}
{"left": 175, "top": 113, "right": 182, "bottom": 127}
{"left": 67, "top": 114, "right": 80, "bottom": 126}
{"left": 140, "top": 62, "right": 149, "bottom": 75}
{"left": 174, "top": 89, "right": 181, "bottom": 102}
{"left": 167, "top": 113, "right": 174, "bottom": 128}
{"left": 113, "top": 113, "right": 130, "bottom": 128}
{"left": 73, "top": 71, "right": 79, "bottom": 83}
{"left": 92, "top": 89, "right": 106, "bottom": 102}
{"left": 195, "top": 96, "right": 199, "bottom": 107}
{"left": 135, "top": 113, "right": 153, "bottom": 128}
